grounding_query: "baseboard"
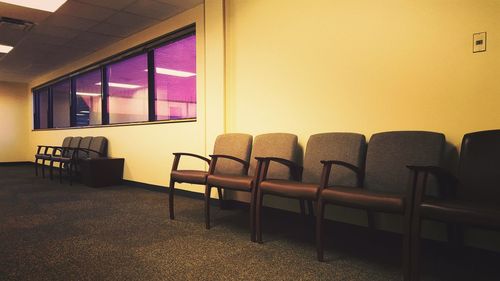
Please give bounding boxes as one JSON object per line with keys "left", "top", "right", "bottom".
{"left": 0, "top": 161, "right": 33, "bottom": 166}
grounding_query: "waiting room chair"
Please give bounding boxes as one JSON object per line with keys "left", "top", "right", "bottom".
{"left": 169, "top": 133, "right": 253, "bottom": 220}
{"left": 255, "top": 132, "right": 366, "bottom": 244}
{"left": 49, "top": 136, "right": 84, "bottom": 184}
{"left": 35, "top": 136, "right": 72, "bottom": 178}
{"left": 316, "top": 131, "right": 445, "bottom": 281}
{"left": 205, "top": 133, "right": 298, "bottom": 242}
{"left": 408, "top": 129, "right": 500, "bottom": 281}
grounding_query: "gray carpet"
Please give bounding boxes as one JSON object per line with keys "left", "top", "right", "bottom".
{"left": 1, "top": 165, "right": 499, "bottom": 281}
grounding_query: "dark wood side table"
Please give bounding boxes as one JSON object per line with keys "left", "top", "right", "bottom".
{"left": 79, "top": 158, "right": 124, "bottom": 187}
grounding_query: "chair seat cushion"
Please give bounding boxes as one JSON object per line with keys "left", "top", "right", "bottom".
{"left": 206, "top": 174, "right": 253, "bottom": 191}
{"left": 419, "top": 200, "right": 500, "bottom": 229}
{"left": 35, "top": 154, "right": 51, "bottom": 160}
{"left": 320, "top": 186, "right": 405, "bottom": 213}
{"left": 260, "top": 179, "right": 319, "bottom": 200}
{"left": 171, "top": 170, "right": 207, "bottom": 184}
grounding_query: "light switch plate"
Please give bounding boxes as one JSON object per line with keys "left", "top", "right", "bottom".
{"left": 473, "top": 32, "right": 486, "bottom": 53}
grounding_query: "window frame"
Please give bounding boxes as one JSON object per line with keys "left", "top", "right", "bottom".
{"left": 31, "top": 24, "right": 196, "bottom": 131}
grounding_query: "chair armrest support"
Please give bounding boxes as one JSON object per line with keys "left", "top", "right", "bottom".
{"left": 208, "top": 154, "right": 250, "bottom": 175}
{"left": 255, "top": 157, "right": 302, "bottom": 182}
{"left": 319, "top": 160, "right": 363, "bottom": 190}
{"left": 407, "top": 165, "right": 458, "bottom": 203}
{"left": 171, "top": 152, "right": 210, "bottom": 171}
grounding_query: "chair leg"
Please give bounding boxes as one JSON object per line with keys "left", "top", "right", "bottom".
{"left": 447, "top": 223, "right": 464, "bottom": 249}
{"left": 410, "top": 213, "right": 422, "bottom": 281}
{"left": 217, "top": 187, "right": 225, "bottom": 209}
{"left": 205, "top": 184, "right": 212, "bottom": 229}
{"left": 59, "top": 162, "right": 63, "bottom": 183}
{"left": 169, "top": 179, "right": 175, "bottom": 220}
{"left": 403, "top": 211, "right": 412, "bottom": 281}
{"left": 299, "top": 199, "right": 306, "bottom": 216}
{"left": 250, "top": 186, "right": 258, "bottom": 242}
{"left": 41, "top": 159, "right": 46, "bottom": 178}
{"left": 307, "top": 200, "right": 314, "bottom": 217}
{"left": 316, "top": 199, "right": 325, "bottom": 261}
{"left": 69, "top": 163, "right": 73, "bottom": 186}
{"left": 35, "top": 159, "right": 38, "bottom": 176}
{"left": 49, "top": 160, "right": 54, "bottom": 180}
{"left": 255, "top": 188, "right": 263, "bottom": 243}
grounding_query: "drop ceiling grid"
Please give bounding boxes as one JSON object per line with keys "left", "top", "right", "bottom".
{"left": 0, "top": 0, "right": 203, "bottom": 83}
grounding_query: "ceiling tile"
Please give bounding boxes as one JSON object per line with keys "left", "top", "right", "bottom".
{"left": 24, "top": 33, "right": 70, "bottom": 46}
{"left": 75, "top": 0, "right": 137, "bottom": 10}
{"left": 43, "top": 14, "right": 99, "bottom": 31}
{"left": 155, "top": 0, "right": 203, "bottom": 9}
{"left": 89, "top": 22, "right": 134, "bottom": 38}
{"left": 124, "top": 0, "right": 180, "bottom": 20}
{"left": 57, "top": 1, "right": 116, "bottom": 21}
{"left": 0, "top": 27, "right": 26, "bottom": 46}
{"left": 67, "top": 31, "right": 121, "bottom": 51}
{"left": 106, "top": 11, "right": 158, "bottom": 28}
{"left": 32, "top": 25, "right": 80, "bottom": 39}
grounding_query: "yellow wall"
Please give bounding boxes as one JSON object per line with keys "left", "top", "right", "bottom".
{"left": 224, "top": 0, "right": 500, "bottom": 249}
{"left": 0, "top": 81, "right": 29, "bottom": 162}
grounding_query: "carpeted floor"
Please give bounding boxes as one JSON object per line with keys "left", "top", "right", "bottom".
{"left": 1, "top": 165, "right": 499, "bottom": 281}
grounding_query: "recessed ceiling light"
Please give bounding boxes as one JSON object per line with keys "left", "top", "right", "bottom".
{"left": 76, "top": 92, "right": 101, "bottom": 97}
{"left": 0, "top": 0, "right": 67, "bottom": 12}
{"left": 95, "top": 82, "right": 141, "bottom": 89}
{"left": 0, "top": 44, "right": 13, "bottom": 54}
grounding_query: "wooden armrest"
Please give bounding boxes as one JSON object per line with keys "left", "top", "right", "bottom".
{"left": 171, "top": 152, "right": 210, "bottom": 172}
{"left": 208, "top": 154, "right": 250, "bottom": 175}
{"left": 256, "top": 157, "right": 302, "bottom": 181}
{"left": 319, "top": 160, "right": 363, "bottom": 189}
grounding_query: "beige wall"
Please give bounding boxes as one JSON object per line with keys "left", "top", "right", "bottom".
{"left": 224, "top": 0, "right": 500, "bottom": 249}
{"left": 0, "top": 81, "right": 29, "bottom": 162}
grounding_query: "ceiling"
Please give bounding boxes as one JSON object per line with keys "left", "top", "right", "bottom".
{"left": 0, "top": 0, "right": 203, "bottom": 83}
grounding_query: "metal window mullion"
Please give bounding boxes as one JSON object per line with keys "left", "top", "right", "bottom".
{"left": 48, "top": 87, "right": 53, "bottom": 128}
{"left": 147, "top": 50, "right": 156, "bottom": 121}
{"left": 70, "top": 77, "right": 77, "bottom": 127}
{"left": 101, "top": 66, "right": 109, "bottom": 125}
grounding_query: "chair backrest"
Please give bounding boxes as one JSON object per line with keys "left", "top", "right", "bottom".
{"left": 63, "top": 137, "right": 82, "bottom": 157}
{"left": 61, "top": 137, "right": 73, "bottom": 148}
{"left": 456, "top": 130, "right": 500, "bottom": 202}
{"left": 77, "top": 136, "right": 93, "bottom": 159}
{"left": 302, "top": 133, "right": 366, "bottom": 186}
{"left": 213, "top": 133, "right": 253, "bottom": 176}
{"left": 364, "top": 131, "right": 445, "bottom": 194}
{"left": 88, "top": 136, "right": 108, "bottom": 158}
{"left": 249, "top": 133, "right": 298, "bottom": 179}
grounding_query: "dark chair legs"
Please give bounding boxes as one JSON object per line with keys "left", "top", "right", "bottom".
{"left": 205, "top": 184, "right": 212, "bottom": 229}
{"left": 254, "top": 187, "right": 263, "bottom": 243}
{"left": 169, "top": 179, "right": 175, "bottom": 220}
{"left": 316, "top": 198, "right": 325, "bottom": 261}
{"left": 403, "top": 211, "right": 412, "bottom": 281}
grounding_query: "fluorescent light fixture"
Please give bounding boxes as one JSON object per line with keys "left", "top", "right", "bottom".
{"left": 95, "top": 82, "right": 141, "bottom": 89}
{"left": 0, "top": 44, "right": 14, "bottom": 54}
{"left": 155, "top": 67, "right": 196, "bottom": 77}
{"left": 144, "top": 67, "right": 196, "bottom": 77}
{"left": 76, "top": 92, "right": 101, "bottom": 97}
{"left": 79, "top": 110, "right": 90, "bottom": 114}
{"left": 0, "top": 0, "right": 67, "bottom": 12}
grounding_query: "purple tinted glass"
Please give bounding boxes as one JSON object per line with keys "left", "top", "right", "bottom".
{"left": 37, "top": 89, "right": 49, "bottom": 129}
{"left": 52, "top": 80, "right": 71, "bottom": 128}
{"left": 75, "top": 69, "right": 102, "bottom": 126}
{"left": 155, "top": 34, "right": 196, "bottom": 120}
{"left": 108, "top": 54, "right": 149, "bottom": 124}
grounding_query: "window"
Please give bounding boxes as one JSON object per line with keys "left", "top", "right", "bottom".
{"left": 34, "top": 88, "right": 49, "bottom": 129}
{"left": 52, "top": 80, "right": 71, "bottom": 128}
{"left": 75, "top": 69, "right": 102, "bottom": 126}
{"left": 107, "top": 54, "right": 149, "bottom": 124}
{"left": 155, "top": 34, "right": 196, "bottom": 120}
{"left": 31, "top": 24, "right": 196, "bottom": 130}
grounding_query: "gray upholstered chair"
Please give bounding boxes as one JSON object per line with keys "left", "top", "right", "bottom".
{"left": 205, "top": 133, "right": 298, "bottom": 242}
{"left": 316, "top": 131, "right": 445, "bottom": 281}
{"left": 169, "top": 133, "right": 253, "bottom": 220}
{"left": 408, "top": 130, "right": 500, "bottom": 281}
{"left": 255, "top": 133, "right": 366, "bottom": 243}
{"left": 49, "top": 136, "right": 83, "bottom": 184}
{"left": 35, "top": 136, "right": 72, "bottom": 178}
{"left": 79, "top": 136, "right": 108, "bottom": 159}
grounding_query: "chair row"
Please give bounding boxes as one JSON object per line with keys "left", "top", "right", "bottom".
{"left": 169, "top": 129, "right": 500, "bottom": 281}
{"left": 34, "top": 136, "right": 108, "bottom": 184}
